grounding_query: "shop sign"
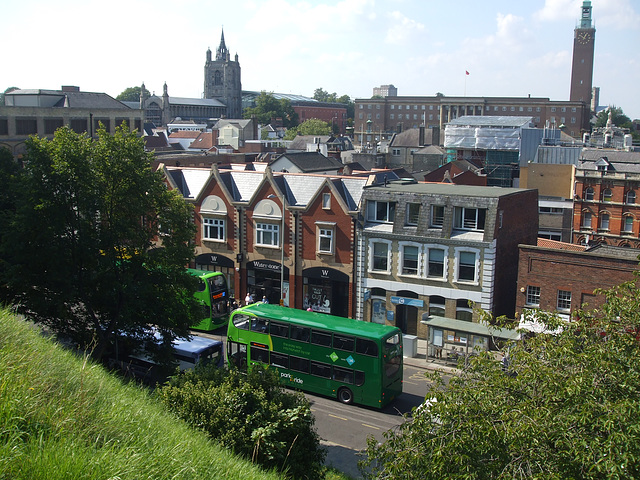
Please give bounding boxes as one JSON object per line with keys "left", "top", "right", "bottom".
{"left": 390, "top": 296, "right": 424, "bottom": 308}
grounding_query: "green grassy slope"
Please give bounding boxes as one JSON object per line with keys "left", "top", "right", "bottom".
{"left": 0, "top": 308, "right": 282, "bottom": 480}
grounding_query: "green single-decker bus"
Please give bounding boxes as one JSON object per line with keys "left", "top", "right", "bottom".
{"left": 226, "top": 303, "right": 403, "bottom": 408}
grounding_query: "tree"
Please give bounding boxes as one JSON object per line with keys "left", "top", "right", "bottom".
{"left": 283, "top": 119, "right": 331, "bottom": 140}
{"left": 2, "top": 124, "right": 199, "bottom": 362}
{"left": 360, "top": 279, "right": 640, "bottom": 479}
{"left": 158, "top": 364, "right": 326, "bottom": 480}
{"left": 0, "top": 147, "right": 19, "bottom": 302}
{"left": 116, "top": 85, "right": 150, "bottom": 102}
{"left": 243, "top": 91, "right": 298, "bottom": 128}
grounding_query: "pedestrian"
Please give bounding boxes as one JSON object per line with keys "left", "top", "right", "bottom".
{"left": 307, "top": 306, "right": 313, "bottom": 312}
{"left": 244, "top": 293, "right": 251, "bottom": 306}
{"left": 262, "top": 295, "right": 269, "bottom": 304}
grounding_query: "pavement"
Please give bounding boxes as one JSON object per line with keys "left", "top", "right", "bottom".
{"left": 403, "top": 337, "right": 460, "bottom": 375}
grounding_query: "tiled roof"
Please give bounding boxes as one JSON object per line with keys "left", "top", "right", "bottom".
{"left": 536, "top": 238, "right": 586, "bottom": 251}
{"left": 169, "top": 131, "right": 200, "bottom": 138}
{"left": 274, "top": 152, "right": 343, "bottom": 172}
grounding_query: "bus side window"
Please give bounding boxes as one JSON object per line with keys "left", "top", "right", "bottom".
{"left": 290, "top": 356, "right": 310, "bottom": 373}
{"left": 270, "top": 321, "right": 289, "bottom": 338}
{"left": 333, "top": 366, "right": 354, "bottom": 384}
{"left": 354, "top": 371, "right": 365, "bottom": 386}
{"left": 233, "top": 314, "right": 251, "bottom": 330}
{"left": 333, "top": 334, "right": 355, "bottom": 352}
{"left": 250, "top": 345, "right": 269, "bottom": 364}
{"left": 196, "top": 278, "right": 207, "bottom": 292}
{"left": 310, "top": 361, "right": 332, "bottom": 378}
{"left": 251, "top": 316, "right": 269, "bottom": 333}
{"left": 270, "top": 352, "right": 289, "bottom": 369}
{"left": 290, "top": 326, "right": 310, "bottom": 343}
{"left": 311, "top": 330, "right": 332, "bottom": 346}
{"left": 356, "top": 338, "right": 378, "bottom": 357}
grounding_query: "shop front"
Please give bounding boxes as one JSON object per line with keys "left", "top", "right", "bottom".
{"left": 302, "top": 267, "right": 350, "bottom": 317}
{"left": 246, "top": 260, "right": 290, "bottom": 306}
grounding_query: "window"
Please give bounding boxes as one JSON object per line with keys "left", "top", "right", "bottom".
{"left": 333, "top": 366, "right": 354, "bottom": 384}
{"left": 626, "top": 191, "right": 636, "bottom": 204}
{"left": 250, "top": 317, "right": 269, "bottom": 333}
{"left": 526, "top": 286, "right": 541, "bottom": 306}
{"left": 430, "top": 205, "right": 444, "bottom": 228}
{"left": 251, "top": 345, "right": 269, "bottom": 364}
{"left": 427, "top": 248, "right": 445, "bottom": 278}
{"left": 602, "top": 189, "right": 612, "bottom": 202}
{"left": 557, "top": 290, "right": 571, "bottom": 311}
{"left": 318, "top": 226, "right": 334, "bottom": 254}
{"left": 203, "top": 217, "right": 225, "bottom": 241}
{"left": 429, "top": 296, "right": 445, "bottom": 316}
{"left": 310, "top": 361, "right": 332, "bottom": 378}
{"left": 290, "top": 326, "right": 310, "bottom": 342}
{"left": 256, "top": 222, "right": 279, "bottom": 247}
{"left": 270, "top": 321, "right": 289, "bottom": 338}
{"left": 16, "top": 118, "right": 37, "bottom": 135}
{"left": 355, "top": 338, "right": 378, "bottom": 357}
{"left": 582, "top": 212, "right": 592, "bottom": 229}
{"left": 406, "top": 203, "right": 420, "bottom": 225}
{"left": 290, "top": 356, "right": 310, "bottom": 373}
{"left": 453, "top": 207, "right": 486, "bottom": 230}
{"left": 371, "top": 241, "right": 390, "bottom": 272}
{"left": 390, "top": 114, "right": 395, "bottom": 120}
{"left": 456, "top": 299, "right": 473, "bottom": 322}
{"left": 367, "top": 200, "right": 395, "bottom": 223}
{"left": 44, "top": 118, "right": 63, "bottom": 135}
{"left": 311, "top": 330, "right": 332, "bottom": 347}
{"left": 551, "top": 107, "right": 556, "bottom": 112}
{"left": 457, "top": 251, "right": 477, "bottom": 282}
{"left": 623, "top": 216, "right": 634, "bottom": 233}
{"left": 599, "top": 213, "right": 610, "bottom": 230}
{"left": 401, "top": 244, "right": 419, "bottom": 276}
{"left": 322, "top": 193, "right": 331, "bottom": 209}
{"left": 333, "top": 335, "right": 355, "bottom": 352}
{"left": 391, "top": 148, "right": 401, "bottom": 156}
{"left": 270, "top": 352, "right": 289, "bottom": 369}
{"left": 584, "top": 187, "right": 594, "bottom": 201}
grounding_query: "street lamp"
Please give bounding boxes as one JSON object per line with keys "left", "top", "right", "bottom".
{"left": 268, "top": 193, "right": 285, "bottom": 306}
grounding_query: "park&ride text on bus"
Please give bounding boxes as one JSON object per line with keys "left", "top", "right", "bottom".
{"left": 226, "top": 303, "right": 403, "bottom": 408}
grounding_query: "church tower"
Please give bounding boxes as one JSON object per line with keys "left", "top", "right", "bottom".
{"left": 204, "top": 29, "right": 242, "bottom": 119}
{"left": 569, "top": 1, "right": 596, "bottom": 106}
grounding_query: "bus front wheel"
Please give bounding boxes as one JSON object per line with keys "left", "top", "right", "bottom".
{"left": 337, "top": 387, "right": 353, "bottom": 405}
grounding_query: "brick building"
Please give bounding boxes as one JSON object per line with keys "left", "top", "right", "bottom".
{"left": 573, "top": 149, "right": 640, "bottom": 247}
{"left": 516, "top": 240, "right": 639, "bottom": 321}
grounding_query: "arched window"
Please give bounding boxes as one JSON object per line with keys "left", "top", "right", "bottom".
{"left": 214, "top": 70, "right": 222, "bottom": 86}
{"left": 455, "top": 299, "right": 473, "bottom": 322}
{"left": 602, "top": 188, "right": 612, "bottom": 202}
{"left": 626, "top": 190, "right": 636, "bottom": 204}
{"left": 584, "top": 187, "right": 594, "bottom": 201}
{"left": 428, "top": 296, "right": 445, "bottom": 317}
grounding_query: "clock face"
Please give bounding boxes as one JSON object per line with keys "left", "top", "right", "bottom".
{"left": 578, "top": 31, "right": 591, "bottom": 45}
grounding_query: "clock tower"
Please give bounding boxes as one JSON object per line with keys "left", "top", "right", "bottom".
{"left": 569, "top": 0, "right": 596, "bottom": 105}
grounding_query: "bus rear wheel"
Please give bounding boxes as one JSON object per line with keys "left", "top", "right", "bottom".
{"left": 337, "top": 387, "right": 353, "bottom": 405}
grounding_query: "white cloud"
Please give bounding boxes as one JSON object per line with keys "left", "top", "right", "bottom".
{"left": 384, "top": 11, "right": 426, "bottom": 45}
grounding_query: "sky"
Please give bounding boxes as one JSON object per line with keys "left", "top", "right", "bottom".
{"left": 3, "top": 0, "right": 640, "bottom": 119}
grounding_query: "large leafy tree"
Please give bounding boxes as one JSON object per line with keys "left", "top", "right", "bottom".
{"left": 595, "top": 105, "right": 632, "bottom": 129}
{"left": 2, "top": 124, "right": 199, "bottom": 361}
{"left": 360, "top": 278, "right": 640, "bottom": 479}
{"left": 116, "top": 85, "right": 150, "bottom": 102}
{"left": 244, "top": 91, "right": 298, "bottom": 128}
{"left": 283, "top": 119, "right": 331, "bottom": 140}
{"left": 0, "top": 147, "right": 20, "bottom": 302}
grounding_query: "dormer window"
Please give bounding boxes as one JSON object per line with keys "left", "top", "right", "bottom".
{"left": 595, "top": 157, "right": 610, "bottom": 172}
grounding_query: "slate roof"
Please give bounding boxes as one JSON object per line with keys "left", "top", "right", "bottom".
{"left": 8, "top": 89, "right": 130, "bottom": 110}
{"left": 287, "top": 135, "right": 331, "bottom": 151}
{"left": 389, "top": 127, "right": 435, "bottom": 148}
{"left": 189, "top": 132, "right": 216, "bottom": 150}
{"left": 272, "top": 152, "right": 343, "bottom": 172}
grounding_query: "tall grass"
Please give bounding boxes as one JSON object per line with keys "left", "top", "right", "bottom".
{"left": 0, "top": 308, "right": 282, "bottom": 480}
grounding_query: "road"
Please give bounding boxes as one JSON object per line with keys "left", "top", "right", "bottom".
{"left": 308, "top": 364, "right": 434, "bottom": 479}
{"left": 193, "top": 330, "right": 439, "bottom": 478}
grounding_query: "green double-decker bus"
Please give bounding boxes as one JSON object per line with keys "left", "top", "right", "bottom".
{"left": 226, "top": 303, "right": 403, "bottom": 408}
{"left": 189, "top": 269, "right": 230, "bottom": 331}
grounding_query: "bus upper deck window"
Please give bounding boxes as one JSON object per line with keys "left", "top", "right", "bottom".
{"left": 270, "top": 321, "right": 289, "bottom": 338}
{"left": 356, "top": 338, "right": 378, "bottom": 357}
{"left": 251, "top": 317, "right": 269, "bottom": 333}
{"left": 197, "top": 278, "right": 206, "bottom": 292}
{"left": 233, "top": 314, "right": 251, "bottom": 330}
{"left": 290, "top": 326, "right": 310, "bottom": 343}
{"left": 333, "top": 335, "right": 355, "bottom": 352}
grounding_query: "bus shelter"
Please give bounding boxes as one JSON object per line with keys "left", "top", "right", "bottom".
{"left": 422, "top": 316, "right": 520, "bottom": 362}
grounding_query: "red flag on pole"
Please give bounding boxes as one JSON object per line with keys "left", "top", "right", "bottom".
{"left": 465, "top": 70, "right": 470, "bottom": 75}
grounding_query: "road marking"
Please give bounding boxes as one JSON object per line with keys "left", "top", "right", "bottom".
{"left": 329, "top": 414, "right": 348, "bottom": 421}
{"left": 403, "top": 380, "right": 418, "bottom": 386}
{"left": 362, "top": 423, "right": 380, "bottom": 430}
